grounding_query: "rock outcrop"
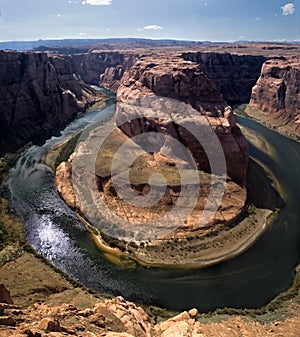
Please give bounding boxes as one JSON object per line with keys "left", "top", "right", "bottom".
{"left": 0, "top": 51, "right": 100, "bottom": 155}
{"left": 114, "top": 53, "right": 249, "bottom": 186}
{"left": 1, "top": 287, "right": 300, "bottom": 337}
{"left": 56, "top": 154, "right": 77, "bottom": 210}
{"left": 182, "top": 52, "right": 267, "bottom": 104}
{"left": 249, "top": 57, "right": 300, "bottom": 135}
{"left": 0, "top": 285, "right": 13, "bottom": 305}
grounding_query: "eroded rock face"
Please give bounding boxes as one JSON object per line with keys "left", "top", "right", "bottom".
{"left": 71, "top": 51, "right": 130, "bottom": 85}
{"left": 115, "top": 53, "right": 249, "bottom": 187}
{"left": 182, "top": 52, "right": 267, "bottom": 104}
{"left": 0, "top": 51, "right": 99, "bottom": 155}
{"left": 249, "top": 57, "right": 300, "bottom": 134}
{"left": 99, "top": 53, "right": 138, "bottom": 92}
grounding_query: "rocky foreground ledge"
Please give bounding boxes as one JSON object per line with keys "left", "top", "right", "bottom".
{"left": 1, "top": 280, "right": 300, "bottom": 337}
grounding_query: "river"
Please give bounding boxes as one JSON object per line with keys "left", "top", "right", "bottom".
{"left": 3, "top": 92, "right": 300, "bottom": 312}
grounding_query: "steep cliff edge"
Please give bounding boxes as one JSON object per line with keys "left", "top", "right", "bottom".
{"left": 182, "top": 52, "right": 267, "bottom": 105}
{"left": 71, "top": 51, "right": 137, "bottom": 91}
{"left": 248, "top": 57, "right": 300, "bottom": 137}
{"left": 0, "top": 51, "right": 101, "bottom": 155}
{"left": 115, "top": 53, "right": 249, "bottom": 185}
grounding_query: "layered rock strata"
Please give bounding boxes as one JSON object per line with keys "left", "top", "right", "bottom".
{"left": 71, "top": 51, "right": 137, "bottom": 91}
{"left": 248, "top": 57, "right": 300, "bottom": 136}
{"left": 182, "top": 52, "right": 267, "bottom": 104}
{"left": 0, "top": 51, "right": 100, "bottom": 155}
{"left": 115, "top": 53, "right": 249, "bottom": 186}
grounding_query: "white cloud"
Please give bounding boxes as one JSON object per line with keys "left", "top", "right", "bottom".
{"left": 281, "top": 3, "right": 295, "bottom": 15}
{"left": 82, "top": 0, "right": 112, "bottom": 5}
{"left": 57, "top": 14, "right": 61, "bottom": 18}
{"left": 79, "top": 32, "right": 87, "bottom": 36}
{"left": 138, "top": 24, "right": 163, "bottom": 32}
{"left": 255, "top": 16, "right": 261, "bottom": 21}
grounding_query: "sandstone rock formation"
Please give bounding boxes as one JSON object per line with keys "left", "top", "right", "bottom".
{"left": 249, "top": 57, "right": 300, "bottom": 136}
{"left": 71, "top": 51, "right": 130, "bottom": 85}
{"left": 182, "top": 52, "right": 267, "bottom": 104}
{"left": 0, "top": 284, "right": 13, "bottom": 305}
{"left": 94, "top": 53, "right": 249, "bottom": 227}
{"left": 114, "top": 53, "right": 249, "bottom": 186}
{"left": 73, "top": 49, "right": 267, "bottom": 107}
{"left": 1, "top": 286, "right": 300, "bottom": 337}
{"left": 56, "top": 154, "right": 77, "bottom": 210}
{"left": 70, "top": 51, "right": 138, "bottom": 93}
{"left": 0, "top": 51, "right": 100, "bottom": 155}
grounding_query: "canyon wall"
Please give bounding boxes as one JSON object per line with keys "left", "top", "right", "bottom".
{"left": 249, "top": 57, "right": 300, "bottom": 135}
{"left": 182, "top": 52, "right": 267, "bottom": 105}
{"left": 70, "top": 51, "right": 125, "bottom": 84}
{"left": 0, "top": 51, "right": 99, "bottom": 155}
{"left": 69, "top": 50, "right": 269, "bottom": 108}
{"left": 71, "top": 51, "right": 137, "bottom": 91}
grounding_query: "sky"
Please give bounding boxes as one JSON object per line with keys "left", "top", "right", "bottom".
{"left": 0, "top": 0, "right": 299, "bottom": 42}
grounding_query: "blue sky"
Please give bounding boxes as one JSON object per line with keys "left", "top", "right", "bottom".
{"left": 0, "top": 0, "right": 299, "bottom": 42}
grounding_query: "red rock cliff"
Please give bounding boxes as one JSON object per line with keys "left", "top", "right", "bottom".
{"left": 249, "top": 57, "right": 300, "bottom": 135}
{"left": 182, "top": 52, "right": 267, "bottom": 104}
{"left": 71, "top": 51, "right": 137, "bottom": 89}
{"left": 0, "top": 51, "right": 98, "bottom": 154}
{"left": 115, "top": 53, "right": 249, "bottom": 187}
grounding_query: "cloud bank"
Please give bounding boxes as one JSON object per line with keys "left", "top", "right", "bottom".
{"left": 138, "top": 25, "right": 163, "bottom": 32}
{"left": 82, "top": 0, "right": 112, "bottom": 6}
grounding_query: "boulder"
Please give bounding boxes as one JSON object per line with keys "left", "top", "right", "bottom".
{"left": 0, "top": 284, "right": 13, "bottom": 304}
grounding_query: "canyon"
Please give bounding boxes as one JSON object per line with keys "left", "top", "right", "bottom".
{"left": 0, "top": 42, "right": 300, "bottom": 337}
{"left": 0, "top": 51, "right": 103, "bottom": 155}
{"left": 1, "top": 44, "right": 299, "bottom": 157}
